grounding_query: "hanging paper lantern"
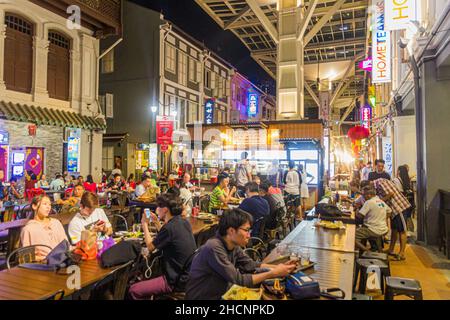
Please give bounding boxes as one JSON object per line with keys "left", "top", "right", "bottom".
{"left": 347, "top": 125, "right": 370, "bottom": 141}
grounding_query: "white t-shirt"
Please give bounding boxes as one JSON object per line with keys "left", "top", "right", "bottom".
{"left": 392, "top": 178, "right": 404, "bottom": 192}
{"left": 284, "top": 170, "right": 300, "bottom": 195}
{"left": 359, "top": 196, "right": 391, "bottom": 235}
{"left": 134, "top": 184, "right": 147, "bottom": 198}
{"left": 68, "top": 208, "right": 112, "bottom": 244}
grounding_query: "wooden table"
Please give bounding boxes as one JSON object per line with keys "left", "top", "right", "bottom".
{"left": 263, "top": 219, "right": 356, "bottom": 300}
{"left": 188, "top": 215, "right": 219, "bottom": 236}
{"left": 0, "top": 259, "right": 121, "bottom": 300}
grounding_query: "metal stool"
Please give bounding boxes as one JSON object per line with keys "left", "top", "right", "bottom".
{"left": 355, "top": 258, "right": 390, "bottom": 294}
{"left": 361, "top": 251, "right": 389, "bottom": 263}
{"left": 385, "top": 277, "right": 423, "bottom": 300}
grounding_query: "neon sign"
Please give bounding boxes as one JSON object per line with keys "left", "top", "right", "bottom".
{"left": 358, "top": 58, "right": 372, "bottom": 71}
{"left": 204, "top": 100, "right": 214, "bottom": 124}
{"left": 361, "top": 105, "right": 372, "bottom": 129}
{"left": 248, "top": 93, "right": 258, "bottom": 117}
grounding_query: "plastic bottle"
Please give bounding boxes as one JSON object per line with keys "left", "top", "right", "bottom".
{"left": 106, "top": 193, "right": 112, "bottom": 209}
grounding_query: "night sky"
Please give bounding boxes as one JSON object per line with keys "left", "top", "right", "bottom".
{"left": 129, "top": 0, "right": 275, "bottom": 94}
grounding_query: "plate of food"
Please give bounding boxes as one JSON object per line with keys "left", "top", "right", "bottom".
{"left": 222, "top": 285, "right": 262, "bottom": 300}
{"left": 315, "top": 220, "right": 345, "bottom": 230}
{"left": 196, "top": 213, "right": 216, "bottom": 220}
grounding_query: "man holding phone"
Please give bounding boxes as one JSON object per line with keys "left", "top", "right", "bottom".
{"left": 68, "top": 192, "right": 113, "bottom": 244}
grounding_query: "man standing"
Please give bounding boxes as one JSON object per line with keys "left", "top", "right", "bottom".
{"left": 368, "top": 159, "right": 391, "bottom": 181}
{"left": 238, "top": 182, "right": 269, "bottom": 237}
{"left": 361, "top": 161, "right": 372, "bottom": 181}
{"left": 234, "top": 152, "right": 252, "bottom": 197}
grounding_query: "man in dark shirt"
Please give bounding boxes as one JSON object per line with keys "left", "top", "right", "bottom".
{"left": 238, "top": 182, "right": 269, "bottom": 237}
{"left": 368, "top": 159, "right": 391, "bottom": 181}
{"left": 129, "top": 193, "right": 197, "bottom": 299}
{"left": 185, "top": 209, "right": 296, "bottom": 300}
{"left": 259, "top": 182, "right": 280, "bottom": 230}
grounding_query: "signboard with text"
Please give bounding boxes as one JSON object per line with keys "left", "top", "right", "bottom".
{"left": 382, "top": 137, "right": 393, "bottom": 176}
{"left": 0, "top": 130, "right": 9, "bottom": 145}
{"left": 204, "top": 100, "right": 214, "bottom": 124}
{"left": 372, "top": 0, "right": 391, "bottom": 83}
{"left": 156, "top": 115, "right": 174, "bottom": 145}
{"left": 358, "top": 58, "right": 372, "bottom": 71}
{"left": 67, "top": 128, "right": 81, "bottom": 173}
{"left": 361, "top": 105, "right": 372, "bottom": 129}
{"left": 248, "top": 93, "right": 258, "bottom": 118}
{"left": 385, "top": 0, "right": 418, "bottom": 31}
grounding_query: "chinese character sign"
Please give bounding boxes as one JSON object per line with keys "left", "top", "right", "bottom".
{"left": 156, "top": 116, "right": 174, "bottom": 145}
{"left": 204, "top": 100, "right": 214, "bottom": 125}
{"left": 361, "top": 105, "right": 372, "bottom": 129}
{"left": 248, "top": 93, "right": 258, "bottom": 118}
{"left": 382, "top": 137, "right": 393, "bottom": 176}
{"left": 372, "top": 0, "right": 391, "bottom": 83}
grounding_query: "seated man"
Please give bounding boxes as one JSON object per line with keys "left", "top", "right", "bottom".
{"left": 185, "top": 209, "right": 296, "bottom": 300}
{"left": 238, "top": 182, "right": 269, "bottom": 237}
{"left": 259, "top": 182, "right": 280, "bottom": 230}
{"left": 107, "top": 173, "right": 126, "bottom": 205}
{"left": 134, "top": 176, "right": 153, "bottom": 199}
{"left": 355, "top": 186, "right": 391, "bottom": 252}
{"left": 68, "top": 192, "right": 113, "bottom": 244}
{"left": 50, "top": 174, "right": 65, "bottom": 191}
{"left": 57, "top": 184, "right": 84, "bottom": 207}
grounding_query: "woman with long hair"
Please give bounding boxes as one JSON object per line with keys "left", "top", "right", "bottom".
{"left": 20, "top": 195, "right": 68, "bottom": 261}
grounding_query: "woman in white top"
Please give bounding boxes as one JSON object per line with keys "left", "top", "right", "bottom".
{"left": 298, "top": 164, "right": 309, "bottom": 212}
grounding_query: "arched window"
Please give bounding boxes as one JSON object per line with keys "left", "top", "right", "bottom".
{"left": 4, "top": 14, "right": 33, "bottom": 93}
{"left": 47, "top": 31, "right": 70, "bottom": 101}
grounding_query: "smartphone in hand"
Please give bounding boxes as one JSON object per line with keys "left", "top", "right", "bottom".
{"left": 144, "top": 209, "right": 152, "bottom": 222}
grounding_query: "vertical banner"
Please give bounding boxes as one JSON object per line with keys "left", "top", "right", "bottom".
{"left": 156, "top": 115, "right": 174, "bottom": 145}
{"left": 67, "top": 128, "right": 81, "bottom": 173}
{"left": 248, "top": 93, "right": 258, "bottom": 118}
{"left": 372, "top": 0, "right": 391, "bottom": 83}
{"left": 204, "top": 100, "right": 214, "bottom": 124}
{"left": 149, "top": 144, "right": 158, "bottom": 170}
{"left": 382, "top": 137, "right": 393, "bottom": 176}
{"left": 319, "top": 91, "right": 331, "bottom": 121}
{"left": 361, "top": 105, "right": 372, "bottom": 129}
{"left": 385, "top": 0, "right": 418, "bottom": 30}
{"left": 25, "top": 147, "right": 44, "bottom": 180}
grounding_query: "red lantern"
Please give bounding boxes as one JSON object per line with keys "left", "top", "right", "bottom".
{"left": 347, "top": 125, "right": 369, "bottom": 141}
{"left": 28, "top": 124, "right": 37, "bottom": 137}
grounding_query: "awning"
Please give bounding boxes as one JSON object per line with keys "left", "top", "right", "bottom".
{"left": 0, "top": 101, "right": 106, "bottom": 130}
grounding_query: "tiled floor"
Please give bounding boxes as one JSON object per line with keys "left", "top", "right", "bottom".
{"left": 361, "top": 242, "right": 450, "bottom": 300}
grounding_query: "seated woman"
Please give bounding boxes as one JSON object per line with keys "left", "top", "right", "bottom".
{"left": 57, "top": 184, "right": 84, "bottom": 207}
{"left": 20, "top": 195, "right": 68, "bottom": 261}
{"left": 128, "top": 193, "right": 197, "bottom": 299}
{"left": 36, "top": 174, "right": 50, "bottom": 189}
{"left": 83, "top": 175, "right": 97, "bottom": 193}
{"left": 208, "top": 174, "right": 237, "bottom": 213}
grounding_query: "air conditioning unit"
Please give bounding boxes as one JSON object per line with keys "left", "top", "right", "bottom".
{"left": 105, "top": 93, "right": 114, "bottom": 118}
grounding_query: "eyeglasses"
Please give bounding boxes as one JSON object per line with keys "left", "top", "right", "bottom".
{"left": 239, "top": 227, "right": 252, "bottom": 234}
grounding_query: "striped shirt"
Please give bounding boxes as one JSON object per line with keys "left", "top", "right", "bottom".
{"left": 209, "top": 186, "right": 226, "bottom": 212}
{"left": 373, "top": 178, "right": 411, "bottom": 216}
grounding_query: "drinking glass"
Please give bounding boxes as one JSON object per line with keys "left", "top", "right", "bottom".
{"left": 132, "top": 224, "right": 141, "bottom": 233}
{"left": 300, "top": 249, "right": 311, "bottom": 266}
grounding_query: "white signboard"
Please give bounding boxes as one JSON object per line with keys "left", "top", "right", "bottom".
{"left": 372, "top": 0, "right": 391, "bottom": 83}
{"left": 382, "top": 137, "right": 393, "bottom": 177}
{"left": 385, "top": 0, "right": 418, "bottom": 31}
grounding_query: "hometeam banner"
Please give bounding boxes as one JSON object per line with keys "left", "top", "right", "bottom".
{"left": 372, "top": 0, "right": 391, "bottom": 83}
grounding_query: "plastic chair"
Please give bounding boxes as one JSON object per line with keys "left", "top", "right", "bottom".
{"left": 110, "top": 214, "right": 128, "bottom": 232}
{"left": 17, "top": 204, "right": 34, "bottom": 220}
{"left": 28, "top": 188, "right": 45, "bottom": 201}
{"left": 195, "top": 224, "right": 218, "bottom": 247}
{"left": 87, "top": 260, "right": 134, "bottom": 300}
{"left": 6, "top": 244, "right": 53, "bottom": 269}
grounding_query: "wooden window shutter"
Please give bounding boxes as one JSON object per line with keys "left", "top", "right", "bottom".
{"left": 48, "top": 31, "right": 70, "bottom": 100}
{"left": 105, "top": 93, "right": 114, "bottom": 118}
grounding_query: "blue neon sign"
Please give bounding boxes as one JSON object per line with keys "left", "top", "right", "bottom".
{"left": 205, "top": 100, "right": 214, "bottom": 124}
{"left": 248, "top": 93, "right": 258, "bottom": 117}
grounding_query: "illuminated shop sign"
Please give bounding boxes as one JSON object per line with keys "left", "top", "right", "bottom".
{"left": 248, "top": 93, "right": 258, "bottom": 117}
{"left": 358, "top": 58, "right": 372, "bottom": 71}
{"left": 0, "top": 130, "right": 9, "bottom": 144}
{"left": 361, "top": 105, "right": 372, "bottom": 129}
{"left": 372, "top": 0, "right": 391, "bottom": 83}
{"left": 205, "top": 100, "right": 214, "bottom": 124}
